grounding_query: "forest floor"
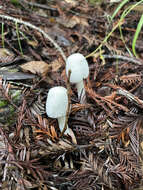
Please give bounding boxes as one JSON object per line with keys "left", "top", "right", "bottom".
{"left": 0, "top": 0, "right": 143, "bottom": 190}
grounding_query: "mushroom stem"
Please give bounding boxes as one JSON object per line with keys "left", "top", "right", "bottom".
{"left": 58, "top": 116, "right": 69, "bottom": 134}
{"left": 76, "top": 80, "right": 85, "bottom": 103}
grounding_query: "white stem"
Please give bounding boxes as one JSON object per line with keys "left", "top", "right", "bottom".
{"left": 76, "top": 80, "right": 86, "bottom": 103}
{"left": 58, "top": 116, "right": 69, "bottom": 134}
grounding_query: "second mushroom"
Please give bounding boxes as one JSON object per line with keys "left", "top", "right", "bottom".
{"left": 66, "top": 53, "right": 89, "bottom": 103}
{"left": 46, "top": 86, "right": 69, "bottom": 134}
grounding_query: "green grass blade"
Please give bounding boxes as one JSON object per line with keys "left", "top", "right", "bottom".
{"left": 86, "top": 0, "right": 143, "bottom": 58}
{"left": 15, "top": 21, "right": 23, "bottom": 55}
{"left": 86, "top": 19, "right": 123, "bottom": 58}
{"left": 111, "top": 0, "right": 129, "bottom": 20}
{"left": 119, "top": 24, "right": 133, "bottom": 57}
{"left": 1, "top": 22, "right": 5, "bottom": 48}
{"left": 121, "top": 1, "right": 143, "bottom": 19}
{"left": 132, "top": 14, "right": 143, "bottom": 57}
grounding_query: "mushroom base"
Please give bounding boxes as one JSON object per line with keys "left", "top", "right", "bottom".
{"left": 76, "top": 80, "right": 86, "bottom": 103}
{"left": 58, "top": 116, "right": 69, "bottom": 134}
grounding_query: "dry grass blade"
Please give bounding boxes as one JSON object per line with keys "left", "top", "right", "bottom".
{"left": 117, "top": 88, "right": 143, "bottom": 108}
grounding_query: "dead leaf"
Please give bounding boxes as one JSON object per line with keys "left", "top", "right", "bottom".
{"left": 71, "top": 15, "right": 89, "bottom": 27}
{"left": 27, "top": 40, "right": 38, "bottom": 48}
{"left": 0, "top": 48, "right": 15, "bottom": 63}
{"left": 1, "top": 71, "right": 35, "bottom": 80}
{"left": 0, "top": 48, "right": 13, "bottom": 57}
{"left": 57, "top": 15, "right": 88, "bottom": 28}
{"left": 20, "top": 61, "right": 50, "bottom": 77}
{"left": 50, "top": 59, "right": 63, "bottom": 72}
{"left": 64, "top": 0, "right": 78, "bottom": 6}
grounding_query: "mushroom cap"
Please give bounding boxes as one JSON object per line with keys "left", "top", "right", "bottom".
{"left": 46, "top": 86, "right": 68, "bottom": 118}
{"left": 66, "top": 53, "right": 89, "bottom": 83}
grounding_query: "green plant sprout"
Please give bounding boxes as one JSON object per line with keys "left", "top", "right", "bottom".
{"left": 10, "top": 0, "right": 20, "bottom": 5}
{"left": 112, "top": 0, "right": 143, "bottom": 57}
{"left": 99, "top": 48, "right": 105, "bottom": 65}
{"left": 86, "top": 0, "right": 143, "bottom": 58}
{"left": 0, "top": 100, "right": 8, "bottom": 107}
{"left": 89, "top": 0, "right": 103, "bottom": 6}
{"left": 15, "top": 21, "right": 23, "bottom": 55}
{"left": 0, "top": 14, "right": 66, "bottom": 62}
{"left": 119, "top": 1, "right": 143, "bottom": 57}
{"left": 132, "top": 14, "right": 143, "bottom": 58}
{"left": 118, "top": 24, "right": 133, "bottom": 57}
{"left": 111, "top": 0, "right": 129, "bottom": 20}
{"left": 1, "top": 22, "right": 5, "bottom": 48}
{"left": 86, "top": 20, "right": 122, "bottom": 58}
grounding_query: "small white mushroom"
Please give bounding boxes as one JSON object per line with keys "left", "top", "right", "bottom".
{"left": 46, "top": 86, "right": 69, "bottom": 134}
{"left": 66, "top": 53, "right": 89, "bottom": 103}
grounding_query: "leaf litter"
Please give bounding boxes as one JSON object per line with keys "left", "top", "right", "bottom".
{"left": 0, "top": 0, "right": 143, "bottom": 190}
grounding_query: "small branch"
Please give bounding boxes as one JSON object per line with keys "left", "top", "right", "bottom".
{"left": 0, "top": 14, "right": 66, "bottom": 62}
{"left": 117, "top": 88, "right": 143, "bottom": 107}
{"left": 102, "top": 54, "right": 143, "bottom": 65}
{"left": 19, "top": 0, "right": 57, "bottom": 11}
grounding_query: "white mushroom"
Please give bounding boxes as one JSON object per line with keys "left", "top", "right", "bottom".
{"left": 66, "top": 53, "right": 89, "bottom": 103}
{"left": 46, "top": 86, "right": 69, "bottom": 134}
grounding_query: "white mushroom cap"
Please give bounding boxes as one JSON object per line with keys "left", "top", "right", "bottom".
{"left": 46, "top": 86, "right": 68, "bottom": 118}
{"left": 66, "top": 53, "right": 89, "bottom": 83}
